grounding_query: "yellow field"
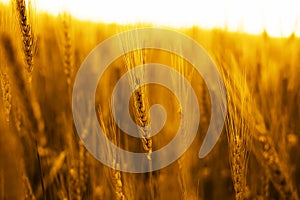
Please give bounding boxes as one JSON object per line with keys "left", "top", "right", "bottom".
{"left": 0, "top": 1, "right": 300, "bottom": 200}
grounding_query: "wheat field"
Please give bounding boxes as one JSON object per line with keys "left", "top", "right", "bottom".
{"left": 0, "top": 1, "right": 300, "bottom": 200}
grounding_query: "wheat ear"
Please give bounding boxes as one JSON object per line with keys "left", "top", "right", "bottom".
{"left": 220, "top": 57, "right": 298, "bottom": 199}
{"left": 15, "top": 0, "right": 34, "bottom": 82}
{"left": 119, "top": 29, "right": 157, "bottom": 199}
{"left": 252, "top": 123, "right": 299, "bottom": 200}
{"left": 62, "top": 13, "right": 73, "bottom": 90}
{"left": 221, "top": 65, "right": 252, "bottom": 200}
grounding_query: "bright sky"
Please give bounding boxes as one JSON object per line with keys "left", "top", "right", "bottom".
{"left": 1, "top": 0, "right": 300, "bottom": 37}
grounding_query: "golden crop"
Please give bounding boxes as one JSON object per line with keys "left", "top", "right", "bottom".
{"left": 0, "top": 1, "right": 299, "bottom": 199}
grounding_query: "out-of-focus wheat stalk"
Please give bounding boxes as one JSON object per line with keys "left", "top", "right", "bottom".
{"left": 79, "top": 141, "right": 88, "bottom": 198}
{"left": 0, "top": 170, "right": 2, "bottom": 199}
{"left": 67, "top": 142, "right": 88, "bottom": 200}
{"left": 69, "top": 166, "right": 81, "bottom": 200}
{"left": 0, "top": 70, "right": 12, "bottom": 122}
{"left": 60, "top": 12, "right": 81, "bottom": 200}
{"left": 0, "top": 123, "right": 26, "bottom": 199}
{"left": 36, "top": 151, "right": 66, "bottom": 199}
{"left": 62, "top": 13, "right": 73, "bottom": 91}
{"left": 170, "top": 51, "right": 195, "bottom": 199}
{"left": 261, "top": 175, "right": 270, "bottom": 199}
{"left": 22, "top": 173, "right": 36, "bottom": 200}
{"left": 253, "top": 120, "right": 299, "bottom": 200}
{"left": 1, "top": 31, "right": 43, "bottom": 137}
{"left": 98, "top": 106, "right": 126, "bottom": 200}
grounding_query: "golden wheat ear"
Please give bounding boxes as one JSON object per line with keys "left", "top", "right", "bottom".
{"left": 118, "top": 27, "right": 160, "bottom": 199}
{"left": 15, "top": 0, "right": 34, "bottom": 82}
{"left": 221, "top": 64, "right": 252, "bottom": 200}
{"left": 62, "top": 13, "right": 74, "bottom": 91}
{"left": 221, "top": 60, "right": 299, "bottom": 200}
{"left": 252, "top": 124, "right": 300, "bottom": 200}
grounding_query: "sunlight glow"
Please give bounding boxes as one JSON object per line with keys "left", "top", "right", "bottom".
{"left": 1, "top": 0, "right": 299, "bottom": 37}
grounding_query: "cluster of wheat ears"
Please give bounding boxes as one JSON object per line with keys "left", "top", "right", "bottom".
{"left": 0, "top": 0, "right": 300, "bottom": 199}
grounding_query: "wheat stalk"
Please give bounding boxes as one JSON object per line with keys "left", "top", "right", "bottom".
{"left": 219, "top": 54, "right": 298, "bottom": 199}
{"left": 221, "top": 63, "right": 252, "bottom": 200}
{"left": 252, "top": 125, "right": 299, "bottom": 200}
{"left": 0, "top": 69, "right": 12, "bottom": 122}
{"left": 22, "top": 173, "right": 36, "bottom": 200}
{"left": 259, "top": 174, "right": 270, "bottom": 199}
{"left": 67, "top": 144, "right": 87, "bottom": 200}
{"left": 79, "top": 141, "right": 87, "bottom": 197}
{"left": 119, "top": 29, "right": 159, "bottom": 199}
{"left": 0, "top": 169, "right": 4, "bottom": 200}
{"left": 62, "top": 13, "right": 73, "bottom": 91}
{"left": 98, "top": 106, "right": 126, "bottom": 200}
{"left": 15, "top": 0, "right": 34, "bottom": 82}
{"left": 69, "top": 167, "right": 81, "bottom": 200}
{"left": 36, "top": 151, "right": 66, "bottom": 199}
{"left": 170, "top": 50, "right": 195, "bottom": 199}
{"left": 12, "top": 0, "right": 45, "bottom": 136}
